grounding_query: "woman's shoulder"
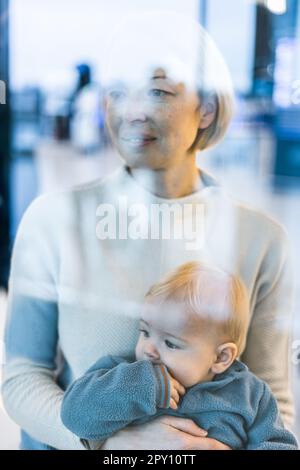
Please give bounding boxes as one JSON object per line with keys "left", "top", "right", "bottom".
{"left": 232, "top": 198, "right": 289, "bottom": 246}
{"left": 200, "top": 170, "right": 288, "bottom": 244}
{"left": 19, "top": 190, "right": 74, "bottom": 230}
{"left": 21, "top": 166, "right": 125, "bottom": 224}
{"left": 69, "top": 165, "right": 124, "bottom": 197}
{"left": 214, "top": 187, "right": 290, "bottom": 247}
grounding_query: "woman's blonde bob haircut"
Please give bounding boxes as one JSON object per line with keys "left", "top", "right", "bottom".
{"left": 103, "top": 10, "right": 235, "bottom": 151}
{"left": 145, "top": 262, "right": 250, "bottom": 356}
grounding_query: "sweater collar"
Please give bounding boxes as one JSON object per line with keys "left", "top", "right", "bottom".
{"left": 122, "top": 165, "right": 221, "bottom": 204}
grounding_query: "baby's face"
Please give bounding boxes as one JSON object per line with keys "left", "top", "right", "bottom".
{"left": 135, "top": 298, "right": 220, "bottom": 388}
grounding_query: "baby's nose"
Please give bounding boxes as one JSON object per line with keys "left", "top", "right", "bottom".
{"left": 144, "top": 344, "right": 160, "bottom": 362}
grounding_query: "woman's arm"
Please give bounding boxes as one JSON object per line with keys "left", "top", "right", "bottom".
{"left": 61, "top": 356, "right": 171, "bottom": 440}
{"left": 100, "top": 416, "right": 231, "bottom": 450}
{"left": 1, "top": 196, "right": 85, "bottom": 450}
{"left": 241, "top": 225, "right": 294, "bottom": 427}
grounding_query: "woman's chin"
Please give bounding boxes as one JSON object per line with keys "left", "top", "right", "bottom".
{"left": 118, "top": 152, "right": 164, "bottom": 170}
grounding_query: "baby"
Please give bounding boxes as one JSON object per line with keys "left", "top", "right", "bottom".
{"left": 61, "top": 262, "right": 298, "bottom": 450}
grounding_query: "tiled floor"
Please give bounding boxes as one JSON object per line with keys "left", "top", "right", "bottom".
{"left": 1, "top": 137, "right": 299, "bottom": 449}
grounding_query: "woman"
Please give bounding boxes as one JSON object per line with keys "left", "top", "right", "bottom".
{"left": 2, "top": 11, "right": 294, "bottom": 450}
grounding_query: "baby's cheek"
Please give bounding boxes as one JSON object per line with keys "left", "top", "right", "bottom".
{"left": 135, "top": 340, "right": 143, "bottom": 360}
{"left": 168, "top": 361, "right": 190, "bottom": 386}
{"left": 176, "top": 362, "right": 202, "bottom": 388}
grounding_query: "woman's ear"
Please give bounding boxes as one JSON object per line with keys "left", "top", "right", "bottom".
{"left": 211, "top": 342, "right": 238, "bottom": 375}
{"left": 198, "top": 97, "right": 217, "bottom": 130}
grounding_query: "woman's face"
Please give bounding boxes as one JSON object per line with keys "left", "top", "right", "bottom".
{"left": 104, "top": 69, "right": 202, "bottom": 170}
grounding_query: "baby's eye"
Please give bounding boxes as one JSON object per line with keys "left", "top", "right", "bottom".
{"left": 139, "top": 329, "right": 150, "bottom": 338}
{"left": 165, "top": 339, "right": 180, "bottom": 350}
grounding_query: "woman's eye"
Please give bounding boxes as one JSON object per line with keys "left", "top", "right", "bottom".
{"left": 148, "top": 89, "right": 170, "bottom": 98}
{"left": 165, "top": 340, "right": 179, "bottom": 350}
{"left": 108, "top": 90, "right": 126, "bottom": 100}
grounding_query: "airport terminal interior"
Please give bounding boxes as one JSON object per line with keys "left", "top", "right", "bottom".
{"left": 1, "top": 0, "right": 300, "bottom": 449}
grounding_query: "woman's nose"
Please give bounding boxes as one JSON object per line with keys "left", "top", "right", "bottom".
{"left": 121, "top": 96, "right": 147, "bottom": 123}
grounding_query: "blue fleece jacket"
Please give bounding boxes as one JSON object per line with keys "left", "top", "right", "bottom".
{"left": 61, "top": 356, "right": 298, "bottom": 450}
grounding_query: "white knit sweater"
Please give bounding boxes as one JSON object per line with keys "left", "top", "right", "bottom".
{"left": 1, "top": 165, "right": 294, "bottom": 449}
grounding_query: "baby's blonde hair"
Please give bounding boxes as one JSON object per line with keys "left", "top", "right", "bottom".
{"left": 146, "top": 262, "right": 249, "bottom": 356}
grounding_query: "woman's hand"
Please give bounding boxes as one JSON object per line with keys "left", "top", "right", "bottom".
{"left": 101, "top": 416, "right": 231, "bottom": 450}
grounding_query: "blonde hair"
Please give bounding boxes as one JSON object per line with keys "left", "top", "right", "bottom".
{"left": 103, "top": 10, "right": 235, "bottom": 151}
{"left": 146, "top": 262, "right": 249, "bottom": 356}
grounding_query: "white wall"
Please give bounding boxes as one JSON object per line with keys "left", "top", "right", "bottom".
{"left": 10, "top": 0, "right": 199, "bottom": 91}
{"left": 206, "top": 0, "right": 256, "bottom": 94}
{"left": 10, "top": 0, "right": 256, "bottom": 94}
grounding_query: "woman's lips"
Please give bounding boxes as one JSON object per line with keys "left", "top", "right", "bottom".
{"left": 121, "top": 136, "right": 157, "bottom": 147}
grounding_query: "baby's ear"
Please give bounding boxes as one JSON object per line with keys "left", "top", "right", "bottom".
{"left": 211, "top": 342, "right": 238, "bottom": 375}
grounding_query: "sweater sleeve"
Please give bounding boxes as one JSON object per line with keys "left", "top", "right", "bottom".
{"left": 241, "top": 225, "right": 295, "bottom": 427}
{"left": 1, "top": 196, "right": 86, "bottom": 450}
{"left": 61, "top": 356, "right": 171, "bottom": 441}
{"left": 247, "top": 383, "right": 298, "bottom": 450}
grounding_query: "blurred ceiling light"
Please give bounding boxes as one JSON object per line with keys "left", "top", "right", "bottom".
{"left": 265, "top": 0, "right": 287, "bottom": 14}
{"left": 248, "top": 0, "right": 287, "bottom": 14}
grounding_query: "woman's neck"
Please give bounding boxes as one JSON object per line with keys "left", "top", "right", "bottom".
{"left": 127, "top": 158, "right": 203, "bottom": 199}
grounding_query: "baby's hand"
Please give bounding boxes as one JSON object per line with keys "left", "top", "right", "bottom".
{"left": 167, "top": 371, "right": 186, "bottom": 410}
